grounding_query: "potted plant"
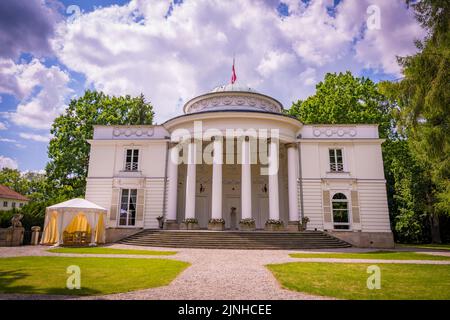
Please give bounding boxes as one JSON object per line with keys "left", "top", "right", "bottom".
{"left": 239, "top": 218, "right": 256, "bottom": 231}
{"left": 181, "top": 218, "right": 199, "bottom": 230}
{"left": 208, "top": 218, "right": 225, "bottom": 231}
{"left": 156, "top": 216, "right": 164, "bottom": 229}
{"left": 300, "top": 216, "right": 310, "bottom": 231}
{"left": 265, "top": 219, "right": 284, "bottom": 231}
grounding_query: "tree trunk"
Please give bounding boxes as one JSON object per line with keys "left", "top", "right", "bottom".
{"left": 430, "top": 212, "right": 441, "bottom": 243}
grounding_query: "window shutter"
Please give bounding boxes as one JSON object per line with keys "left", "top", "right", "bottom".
{"left": 110, "top": 189, "right": 119, "bottom": 221}
{"left": 322, "top": 190, "right": 332, "bottom": 223}
{"left": 136, "top": 189, "right": 145, "bottom": 221}
{"left": 351, "top": 190, "right": 360, "bottom": 223}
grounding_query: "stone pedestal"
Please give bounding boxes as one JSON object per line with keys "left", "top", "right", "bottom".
{"left": 163, "top": 220, "right": 179, "bottom": 230}
{"left": 0, "top": 227, "right": 24, "bottom": 246}
{"left": 31, "top": 226, "right": 41, "bottom": 245}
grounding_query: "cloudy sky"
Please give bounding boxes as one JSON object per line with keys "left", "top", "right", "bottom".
{"left": 0, "top": 0, "right": 425, "bottom": 172}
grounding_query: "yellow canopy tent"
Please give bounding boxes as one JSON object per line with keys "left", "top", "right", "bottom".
{"left": 41, "top": 198, "right": 107, "bottom": 246}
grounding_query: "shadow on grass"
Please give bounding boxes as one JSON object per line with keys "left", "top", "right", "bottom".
{"left": 0, "top": 270, "right": 101, "bottom": 297}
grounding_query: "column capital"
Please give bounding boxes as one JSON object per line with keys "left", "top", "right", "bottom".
{"left": 285, "top": 142, "right": 298, "bottom": 149}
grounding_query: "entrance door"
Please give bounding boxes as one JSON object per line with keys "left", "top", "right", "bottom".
{"left": 195, "top": 196, "right": 210, "bottom": 229}
{"left": 223, "top": 197, "right": 240, "bottom": 230}
{"left": 256, "top": 197, "right": 269, "bottom": 229}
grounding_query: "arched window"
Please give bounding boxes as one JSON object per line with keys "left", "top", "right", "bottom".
{"left": 332, "top": 193, "right": 350, "bottom": 229}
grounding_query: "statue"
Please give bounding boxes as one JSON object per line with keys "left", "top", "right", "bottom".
{"left": 11, "top": 214, "right": 23, "bottom": 228}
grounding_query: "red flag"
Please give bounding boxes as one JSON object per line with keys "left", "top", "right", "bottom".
{"left": 231, "top": 58, "right": 237, "bottom": 84}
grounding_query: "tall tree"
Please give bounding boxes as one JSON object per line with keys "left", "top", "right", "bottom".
{"left": 287, "top": 72, "right": 392, "bottom": 137}
{"left": 288, "top": 71, "right": 434, "bottom": 243}
{"left": 381, "top": 0, "right": 450, "bottom": 242}
{"left": 46, "top": 90, "right": 154, "bottom": 198}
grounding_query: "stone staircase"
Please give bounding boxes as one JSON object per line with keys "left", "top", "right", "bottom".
{"left": 118, "top": 230, "right": 351, "bottom": 249}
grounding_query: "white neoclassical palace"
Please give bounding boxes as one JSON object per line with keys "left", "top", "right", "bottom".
{"left": 85, "top": 84, "right": 394, "bottom": 247}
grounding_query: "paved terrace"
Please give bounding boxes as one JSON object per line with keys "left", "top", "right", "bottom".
{"left": 1, "top": 245, "right": 449, "bottom": 300}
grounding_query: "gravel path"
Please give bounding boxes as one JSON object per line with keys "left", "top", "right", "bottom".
{"left": 1, "top": 245, "right": 449, "bottom": 300}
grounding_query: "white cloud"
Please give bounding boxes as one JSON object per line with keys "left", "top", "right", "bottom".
{"left": 0, "top": 137, "right": 17, "bottom": 143}
{"left": 0, "top": 155, "right": 18, "bottom": 170}
{"left": 0, "top": 58, "right": 71, "bottom": 129}
{"left": 0, "top": 122, "right": 6, "bottom": 130}
{"left": 51, "top": 0, "right": 424, "bottom": 122}
{"left": 19, "top": 132, "right": 52, "bottom": 142}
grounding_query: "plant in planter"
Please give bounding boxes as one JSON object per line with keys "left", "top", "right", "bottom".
{"left": 265, "top": 219, "right": 284, "bottom": 231}
{"left": 208, "top": 218, "right": 225, "bottom": 231}
{"left": 239, "top": 218, "right": 256, "bottom": 231}
{"left": 182, "top": 218, "right": 199, "bottom": 230}
{"left": 301, "top": 216, "right": 310, "bottom": 231}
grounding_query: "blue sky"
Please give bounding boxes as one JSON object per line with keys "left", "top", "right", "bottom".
{"left": 0, "top": 0, "right": 424, "bottom": 172}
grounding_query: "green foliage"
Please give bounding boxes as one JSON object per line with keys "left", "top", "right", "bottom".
{"left": 46, "top": 90, "right": 154, "bottom": 198}
{"left": 379, "top": 1, "right": 450, "bottom": 242}
{"left": 288, "top": 72, "right": 392, "bottom": 138}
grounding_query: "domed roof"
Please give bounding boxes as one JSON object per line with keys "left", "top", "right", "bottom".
{"left": 183, "top": 84, "right": 283, "bottom": 115}
{"left": 211, "top": 83, "right": 257, "bottom": 93}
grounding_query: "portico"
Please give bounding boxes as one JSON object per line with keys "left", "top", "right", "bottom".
{"left": 163, "top": 85, "right": 302, "bottom": 231}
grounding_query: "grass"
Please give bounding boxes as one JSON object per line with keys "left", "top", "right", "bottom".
{"left": 289, "top": 251, "right": 450, "bottom": 260}
{"left": 397, "top": 243, "right": 450, "bottom": 251}
{"left": 0, "top": 256, "right": 189, "bottom": 296}
{"left": 267, "top": 262, "right": 450, "bottom": 300}
{"left": 48, "top": 247, "right": 177, "bottom": 256}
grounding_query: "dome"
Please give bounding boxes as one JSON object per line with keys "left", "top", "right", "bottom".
{"left": 211, "top": 83, "right": 257, "bottom": 93}
{"left": 183, "top": 83, "right": 283, "bottom": 114}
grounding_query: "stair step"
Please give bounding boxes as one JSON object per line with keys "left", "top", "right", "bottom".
{"left": 118, "top": 230, "right": 351, "bottom": 249}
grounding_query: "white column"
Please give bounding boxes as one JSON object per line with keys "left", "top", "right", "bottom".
{"left": 268, "top": 139, "right": 280, "bottom": 220}
{"left": 185, "top": 139, "right": 197, "bottom": 219}
{"left": 287, "top": 143, "right": 300, "bottom": 222}
{"left": 166, "top": 143, "right": 179, "bottom": 221}
{"left": 211, "top": 138, "right": 223, "bottom": 219}
{"left": 241, "top": 136, "right": 252, "bottom": 219}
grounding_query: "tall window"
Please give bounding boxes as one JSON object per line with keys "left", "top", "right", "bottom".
{"left": 332, "top": 193, "right": 350, "bottom": 229}
{"left": 125, "top": 149, "right": 139, "bottom": 171}
{"left": 12, "top": 202, "right": 16, "bottom": 208}
{"left": 329, "top": 149, "right": 344, "bottom": 172}
{"left": 3, "top": 201, "right": 7, "bottom": 207}
{"left": 119, "top": 189, "right": 137, "bottom": 226}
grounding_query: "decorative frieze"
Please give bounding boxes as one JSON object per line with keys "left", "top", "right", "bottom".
{"left": 112, "top": 126, "right": 155, "bottom": 138}
{"left": 312, "top": 127, "right": 357, "bottom": 138}
{"left": 186, "top": 95, "right": 281, "bottom": 114}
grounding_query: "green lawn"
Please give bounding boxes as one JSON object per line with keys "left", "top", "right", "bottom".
{"left": 289, "top": 251, "right": 450, "bottom": 260}
{"left": 267, "top": 262, "right": 450, "bottom": 300}
{"left": 397, "top": 243, "right": 450, "bottom": 251}
{"left": 0, "top": 256, "right": 189, "bottom": 296}
{"left": 48, "top": 247, "right": 177, "bottom": 256}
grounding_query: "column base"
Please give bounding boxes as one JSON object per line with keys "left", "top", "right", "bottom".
{"left": 163, "top": 220, "right": 179, "bottom": 230}
{"left": 287, "top": 221, "right": 300, "bottom": 232}
{"left": 208, "top": 219, "right": 225, "bottom": 231}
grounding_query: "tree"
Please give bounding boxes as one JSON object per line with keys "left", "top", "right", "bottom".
{"left": 380, "top": 0, "right": 450, "bottom": 242}
{"left": 288, "top": 71, "right": 434, "bottom": 243}
{"left": 287, "top": 72, "right": 392, "bottom": 138}
{"left": 46, "top": 90, "right": 154, "bottom": 198}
